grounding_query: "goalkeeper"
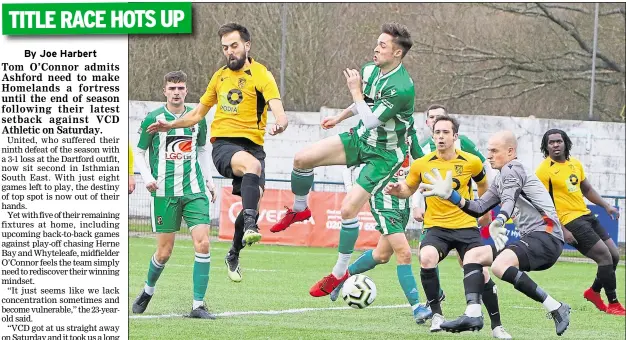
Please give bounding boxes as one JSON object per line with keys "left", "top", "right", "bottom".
{"left": 414, "top": 130, "right": 571, "bottom": 336}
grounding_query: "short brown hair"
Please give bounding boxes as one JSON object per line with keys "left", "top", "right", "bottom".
{"left": 218, "top": 23, "right": 251, "bottom": 42}
{"left": 425, "top": 104, "right": 448, "bottom": 116}
{"left": 381, "top": 23, "right": 413, "bottom": 58}
{"left": 163, "top": 70, "right": 187, "bottom": 86}
{"left": 433, "top": 115, "right": 460, "bottom": 134}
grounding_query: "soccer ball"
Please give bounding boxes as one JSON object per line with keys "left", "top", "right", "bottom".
{"left": 341, "top": 274, "right": 377, "bottom": 309}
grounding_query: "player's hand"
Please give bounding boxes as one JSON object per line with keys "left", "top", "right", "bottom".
{"left": 269, "top": 123, "right": 286, "bottom": 136}
{"left": 562, "top": 227, "right": 577, "bottom": 246}
{"left": 605, "top": 205, "right": 620, "bottom": 220}
{"left": 147, "top": 120, "right": 173, "bottom": 134}
{"left": 343, "top": 68, "right": 362, "bottom": 93}
{"left": 489, "top": 214, "right": 509, "bottom": 252}
{"left": 321, "top": 115, "right": 340, "bottom": 130}
{"left": 206, "top": 181, "right": 217, "bottom": 203}
{"left": 384, "top": 182, "right": 403, "bottom": 197}
{"left": 412, "top": 207, "right": 424, "bottom": 222}
{"left": 145, "top": 181, "right": 158, "bottom": 193}
{"left": 128, "top": 176, "right": 136, "bottom": 194}
{"left": 419, "top": 169, "right": 453, "bottom": 199}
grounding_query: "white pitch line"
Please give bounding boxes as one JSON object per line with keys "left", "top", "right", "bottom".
{"left": 129, "top": 304, "right": 410, "bottom": 320}
{"left": 131, "top": 304, "right": 582, "bottom": 320}
{"left": 165, "top": 264, "right": 277, "bottom": 272}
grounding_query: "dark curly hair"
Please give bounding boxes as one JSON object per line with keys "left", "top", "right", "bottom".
{"left": 541, "top": 129, "right": 572, "bottom": 160}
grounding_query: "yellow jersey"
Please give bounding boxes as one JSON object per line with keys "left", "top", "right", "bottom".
{"left": 406, "top": 150, "right": 486, "bottom": 229}
{"left": 200, "top": 58, "right": 280, "bottom": 146}
{"left": 535, "top": 157, "right": 590, "bottom": 225}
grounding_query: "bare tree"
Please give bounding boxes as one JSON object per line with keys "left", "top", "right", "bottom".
{"left": 414, "top": 3, "right": 625, "bottom": 121}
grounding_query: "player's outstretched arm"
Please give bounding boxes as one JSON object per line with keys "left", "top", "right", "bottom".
{"left": 384, "top": 181, "right": 415, "bottom": 199}
{"left": 581, "top": 178, "right": 620, "bottom": 219}
{"left": 268, "top": 99, "right": 288, "bottom": 135}
{"left": 146, "top": 104, "right": 211, "bottom": 133}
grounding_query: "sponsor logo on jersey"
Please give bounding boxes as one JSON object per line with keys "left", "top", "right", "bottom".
{"left": 165, "top": 135, "right": 193, "bottom": 160}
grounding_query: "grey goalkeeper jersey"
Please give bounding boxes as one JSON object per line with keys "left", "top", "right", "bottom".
{"left": 460, "top": 159, "right": 564, "bottom": 242}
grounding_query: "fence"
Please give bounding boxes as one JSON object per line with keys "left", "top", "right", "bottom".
{"left": 129, "top": 176, "right": 625, "bottom": 260}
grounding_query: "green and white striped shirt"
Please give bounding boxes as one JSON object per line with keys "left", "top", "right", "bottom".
{"left": 137, "top": 105, "right": 208, "bottom": 197}
{"left": 355, "top": 62, "right": 415, "bottom": 151}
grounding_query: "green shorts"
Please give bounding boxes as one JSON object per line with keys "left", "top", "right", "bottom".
{"left": 339, "top": 131, "right": 405, "bottom": 195}
{"left": 370, "top": 206, "right": 410, "bottom": 235}
{"left": 151, "top": 193, "right": 210, "bottom": 233}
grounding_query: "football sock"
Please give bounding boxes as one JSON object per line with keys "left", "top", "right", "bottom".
{"left": 241, "top": 174, "right": 260, "bottom": 210}
{"left": 332, "top": 218, "right": 359, "bottom": 278}
{"left": 193, "top": 252, "right": 211, "bottom": 302}
{"left": 420, "top": 267, "right": 442, "bottom": 315}
{"left": 597, "top": 264, "right": 619, "bottom": 303}
{"left": 542, "top": 295, "right": 562, "bottom": 312}
{"left": 231, "top": 211, "right": 245, "bottom": 254}
{"left": 145, "top": 254, "right": 165, "bottom": 292}
{"left": 502, "top": 266, "right": 549, "bottom": 304}
{"left": 348, "top": 250, "right": 377, "bottom": 275}
{"left": 397, "top": 264, "right": 420, "bottom": 306}
{"left": 291, "top": 168, "right": 313, "bottom": 211}
{"left": 483, "top": 278, "right": 502, "bottom": 329}
{"left": 462, "top": 263, "right": 484, "bottom": 317}
{"left": 591, "top": 273, "right": 603, "bottom": 293}
{"left": 435, "top": 266, "right": 444, "bottom": 298}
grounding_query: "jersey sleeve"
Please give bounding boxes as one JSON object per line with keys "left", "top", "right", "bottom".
{"left": 261, "top": 70, "right": 281, "bottom": 101}
{"left": 576, "top": 159, "right": 586, "bottom": 182}
{"left": 470, "top": 156, "right": 487, "bottom": 184}
{"left": 199, "top": 70, "right": 220, "bottom": 107}
{"left": 405, "top": 159, "right": 422, "bottom": 189}
{"left": 460, "top": 135, "right": 486, "bottom": 163}
{"left": 197, "top": 118, "right": 208, "bottom": 147}
{"left": 408, "top": 122, "right": 424, "bottom": 160}
{"left": 137, "top": 114, "right": 156, "bottom": 150}
{"left": 373, "top": 85, "right": 411, "bottom": 123}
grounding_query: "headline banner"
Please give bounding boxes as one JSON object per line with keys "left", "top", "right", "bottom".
{"left": 2, "top": 2, "right": 192, "bottom": 35}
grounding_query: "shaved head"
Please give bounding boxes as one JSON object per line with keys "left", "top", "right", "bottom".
{"left": 491, "top": 130, "right": 518, "bottom": 149}
{"left": 487, "top": 130, "right": 518, "bottom": 170}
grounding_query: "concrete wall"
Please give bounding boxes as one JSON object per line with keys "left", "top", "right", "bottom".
{"left": 129, "top": 101, "right": 625, "bottom": 240}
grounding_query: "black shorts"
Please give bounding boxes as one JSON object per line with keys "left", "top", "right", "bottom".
{"left": 420, "top": 227, "right": 483, "bottom": 262}
{"left": 211, "top": 137, "right": 266, "bottom": 196}
{"left": 565, "top": 214, "right": 611, "bottom": 255}
{"left": 496, "top": 231, "right": 564, "bottom": 272}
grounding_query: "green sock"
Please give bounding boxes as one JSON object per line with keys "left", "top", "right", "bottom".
{"left": 435, "top": 266, "right": 444, "bottom": 297}
{"left": 145, "top": 254, "right": 165, "bottom": 288}
{"left": 349, "top": 250, "right": 378, "bottom": 275}
{"left": 397, "top": 264, "right": 420, "bottom": 306}
{"left": 291, "top": 168, "right": 314, "bottom": 196}
{"left": 338, "top": 218, "right": 360, "bottom": 254}
{"left": 193, "top": 252, "right": 211, "bottom": 301}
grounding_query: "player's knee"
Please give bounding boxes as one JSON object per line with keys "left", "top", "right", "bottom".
{"left": 340, "top": 203, "right": 358, "bottom": 220}
{"left": 375, "top": 252, "right": 391, "bottom": 264}
{"left": 419, "top": 247, "right": 439, "bottom": 268}
{"left": 155, "top": 249, "right": 172, "bottom": 264}
{"left": 490, "top": 259, "right": 510, "bottom": 279}
{"left": 293, "top": 151, "right": 311, "bottom": 170}
{"left": 194, "top": 238, "right": 210, "bottom": 254}
{"left": 395, "top": 248, "right": 413, "bottom": 265}
{"left": 245, "top": 159, "right": 262, "bottom": 176}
